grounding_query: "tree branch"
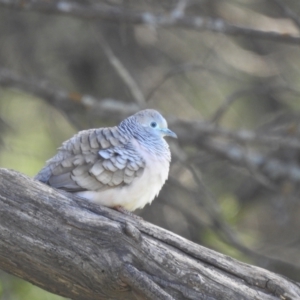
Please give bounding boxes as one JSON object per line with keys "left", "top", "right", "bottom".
{"left": 273, "top": 0, "right": 300, "bottom": 30}
{"left": 2, "top": 68, "right": 300, "bottom": 152}
{"left": 0, "top": 0, "right": 300, "bottom": 44}
{"left": 93, "top": 30, "right": 146, "bottom": 106}
{"left": 0, "top": 168, "right": 299, "bottom": 299}
{"left": 0, "top": 68, "right": 139, "bottom": 121}
{"left": 2, "top": 68, "right": 300, "bottom": 186}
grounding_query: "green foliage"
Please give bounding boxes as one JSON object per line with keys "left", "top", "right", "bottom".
{"left": 0, "top": 90, "right": 75, "bottom": 176}
{"left": 0, "top": 272, "right": 65, "bottom": 300}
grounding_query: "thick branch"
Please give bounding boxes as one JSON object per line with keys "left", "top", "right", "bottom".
{"left": 0, "top": 168, "right": 299, "bottom": 299}
{"left": 0, "top": 0, "right": 300, "bottom": 44}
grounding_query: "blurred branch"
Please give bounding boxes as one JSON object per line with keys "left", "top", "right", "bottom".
{"left": 210, "top": 85, "right": 300, "bottom": 124}
{"left": 93, "top": 30, "right": 146, "bottom": 106}
{"left": 146, "top": 63, "right": 204, "bottom": 102}
{"left": 171, "top": 0, "right": 190, "bottom": 18}
{"left": 169, "top": 140, "right": 300, "bottom": 279}
{"left": 146, "top": 62, "right": 242, "bottom": 102}
{"left": 0, "top": 116, "right": 11, "bottom": 146}
{"left": 210, "top": 88, "right": 263, "bottom": 124}
{"left": 2, "top": 68, "right": 300, "bottom": 185}
{"left": 273, "top": 0, "right": 300, "bottom": 30}
{"left": 0, "top": 0, "right": 300, "bottom": 44}
{"left": 169, "top": 168, "right": 300, "bottom": 278}
{"left": 2, "top": 168, "right": 300, "bottom": 299}
{"left": 146, "top": 63, "right": 201, "bottom": 102}
{"left": 172, "top": 118, "right": 300, "bottom": 151}
{"left": 0, "top": 68, "right": 139, "bottom": 121}
{"left": 198, "top": 138, "right": 300, "bottom": 183}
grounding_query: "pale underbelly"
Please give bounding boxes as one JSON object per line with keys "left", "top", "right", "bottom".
{"left": 76, "top": 161, "right": 169, "bottom": 211}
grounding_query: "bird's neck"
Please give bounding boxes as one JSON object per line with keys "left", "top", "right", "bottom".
{"left": 138, "top": 136, "right": 171, "bottom": 161}
{"left": 118, "top": 123, "right": 170, "bottom": 161}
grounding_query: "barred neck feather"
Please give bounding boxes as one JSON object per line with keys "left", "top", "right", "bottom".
{"left": 140, "top": 135, "right": 171, "bottom": 161}
{"left": 118, "top": 116, "right": 171, "bottom": 161}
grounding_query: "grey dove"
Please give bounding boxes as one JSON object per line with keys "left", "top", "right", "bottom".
{"left": 35, "top": 109, "right": 177, "bottom": 212}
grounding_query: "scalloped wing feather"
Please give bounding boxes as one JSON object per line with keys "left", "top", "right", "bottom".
{"left": 35, "top": 127, "right": 146, "bottom": 192}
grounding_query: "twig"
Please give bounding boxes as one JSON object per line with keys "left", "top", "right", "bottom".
{"left": 2, "top": 68, "right": 300, "bottom": 157}
{"left": 169, "top": 144, "right": 283, "bottom": 269}
{"left": 146, "top": 63, "right": 205, "bottom": 102}
{"left": 183, "top": 165, "right": 274, "bottom": 255}
{"left": 146, "top": 62, "right": 242, "bottom": 102}
{"left": 210, "top": 88, "right": 259, "bottom": 124}
{"left": 273, "top": 0, "right": 300, "bottom": 30}
{"left": 199, "top": 138, "right": 300, "bottom": 183}
{"left": 0, "top": 0, "right": 300, "bottom": 44}
{"left": 171, "top": 0, "right": 190, "bottom": 18}
{"left": 168, "top": 166, "right": 300, "bottom": 277}
{"left": 171, "top": 118, "right": 300, "bottom": 151}
{"left": 0, "top": 68, "right": 139, "bottom": 120}
{"left": 93, "top": 29, "right": 146, "bottom": 106}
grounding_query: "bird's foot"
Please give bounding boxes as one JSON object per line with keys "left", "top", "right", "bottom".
{"left": 113, "top": 205, "right": 143, "bottom": 220}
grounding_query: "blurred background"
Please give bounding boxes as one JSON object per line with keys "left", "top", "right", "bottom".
{"left": 1, "top": 0, "right": 300, "bottom": 298}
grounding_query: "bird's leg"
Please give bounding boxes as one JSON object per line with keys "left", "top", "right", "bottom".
{"left": 113, "top": 205, "right": 129, "bottom": 214}
{"left": 113, "top": 205, "right": 142, "bottom": 220}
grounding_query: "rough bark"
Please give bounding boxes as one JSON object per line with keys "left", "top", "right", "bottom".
{"left": 0, "top": 168, "right": 299, "bottom": 300}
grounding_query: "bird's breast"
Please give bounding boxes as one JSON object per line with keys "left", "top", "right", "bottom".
{"left": 123, "top": 152, "right": 170, "bottom": 210}
{"left": 76, "top": 145, "right": 170, "bottom": 211}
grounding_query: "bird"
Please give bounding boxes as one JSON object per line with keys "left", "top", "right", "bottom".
{"left": 35, "top": 109, "right": 177, "bottom": 212}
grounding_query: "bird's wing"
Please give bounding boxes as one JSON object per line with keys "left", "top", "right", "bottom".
{"left": 35, "top": 127, "right": 146, "bottom": 192}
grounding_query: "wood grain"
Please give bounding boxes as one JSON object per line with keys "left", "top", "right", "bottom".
{"left": 0, "top": 168, "right": 299, "bottom": 300}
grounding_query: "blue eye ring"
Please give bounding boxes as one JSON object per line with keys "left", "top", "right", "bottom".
{"left": 150, "top": 121, "right": 157, "bottom": 128}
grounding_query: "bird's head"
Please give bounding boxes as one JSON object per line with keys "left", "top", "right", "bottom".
{"left": 130, "top": 109, "right": 177, "bottom": 139}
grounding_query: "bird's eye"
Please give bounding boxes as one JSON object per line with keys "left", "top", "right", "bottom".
{"left": 150, "top": 121, "right": 157, "bottom": 128}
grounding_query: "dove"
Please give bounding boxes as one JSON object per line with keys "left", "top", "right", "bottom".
{"left": 35, "top": 109, "right": 177, "bottom": 212}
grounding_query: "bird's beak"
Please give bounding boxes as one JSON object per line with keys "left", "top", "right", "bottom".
{"left": 161, "top": 128, "right": 177, "bottom": 138}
